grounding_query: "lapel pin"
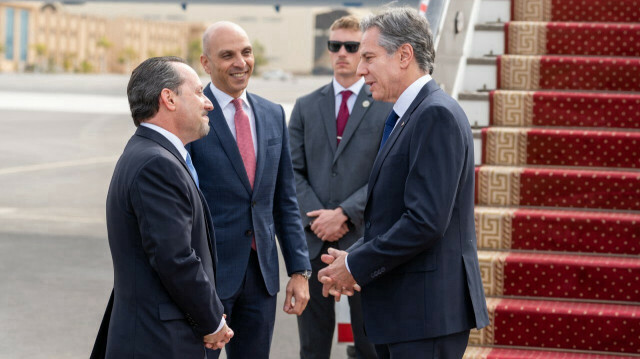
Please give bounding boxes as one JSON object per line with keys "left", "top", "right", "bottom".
{"left": 362, "top": 100, "right": 370, "bottom": 108}
{"left": 401, "top": 121, "right": 405, "bottom": 127}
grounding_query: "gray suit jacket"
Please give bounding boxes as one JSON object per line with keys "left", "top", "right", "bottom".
{"left": 288, "top": 82, "right": 393, "bottom": 259}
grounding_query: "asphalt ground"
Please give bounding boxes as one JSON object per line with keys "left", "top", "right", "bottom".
{"left": 0, "top": 73, "right": 353, "bottom": 359}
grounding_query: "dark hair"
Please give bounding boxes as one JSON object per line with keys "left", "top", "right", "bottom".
{"left": 127, "top": 56, "right": 187, "bottom": 126}
{"left": 361, "top": 7, "right": 435, "bottom": 74}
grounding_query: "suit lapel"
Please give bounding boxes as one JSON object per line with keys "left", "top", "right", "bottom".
{"left": 135, "top": 126, "right": 217, "bottom": 263}
{"left": 333, "top": 85, "right": 372, "bottom": 163}
{"left": 318, "top": 84, "right": 337, "bottom": 157}
{"left": 204, "top": 84, "right": 253, "bottom": 194}
{"left": 366, "top": 81, "right": 440, "bottom": 201}
{"left": 247, "top": 92, "right": 268, "bottom": 196}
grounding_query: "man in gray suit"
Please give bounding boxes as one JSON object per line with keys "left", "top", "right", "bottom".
{"left": 288, "top": 15, "right": 392, "bottom": 359}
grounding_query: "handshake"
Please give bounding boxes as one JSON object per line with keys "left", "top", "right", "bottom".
{"left": 203, "top": 314, "right": 235, "bottom": 350}
{"left": 317, "top": 248, "right": 361, "bottom": 301}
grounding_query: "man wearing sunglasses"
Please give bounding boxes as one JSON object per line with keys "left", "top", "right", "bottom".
{"left": 289, "top": 15, "right": 392, "bottom": 359}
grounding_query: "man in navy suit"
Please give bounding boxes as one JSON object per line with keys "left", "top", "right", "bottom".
{"left": 319, "top": 8, "right": 490, "bottom": 358}
{"left": 91, "top": 57, "right": 233, "bottom": 359}
{"left": 188, "top": 22, "right": 311, "bottom": 359}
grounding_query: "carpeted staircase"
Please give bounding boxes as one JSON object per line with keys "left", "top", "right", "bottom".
{"left": 463, "top": 0, "right": 640, "bottom": 357}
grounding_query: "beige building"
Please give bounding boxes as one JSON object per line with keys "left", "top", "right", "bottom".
{"left": 0, "top": 2, "right": 204, "bottom": 73}
{"left": 0, "top": 2, "right": 368, "bottom": 74}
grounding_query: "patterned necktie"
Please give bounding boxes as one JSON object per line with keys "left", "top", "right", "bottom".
{"left": 232, "top": 98, "right": 257, "bottom": 251}
{"left": 379, "top": 110, "right": 399, "bottom": 152}
{"left": 232, "top": 98, "right": 256, "bottom": 189}
{"left": 336, "top": 90, "right": 352, "bottom": 145}
{"left": 185, "top": 152, "right": 199, "bottom": 188}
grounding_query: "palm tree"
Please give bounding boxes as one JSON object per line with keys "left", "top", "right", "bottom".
{"left": 96, "top": 36, "right": 112, "bottom": 73}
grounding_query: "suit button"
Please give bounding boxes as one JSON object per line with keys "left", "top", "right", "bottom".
{"left": 251, "top": 201, "right": 256, "bottom": 208}
{"left": 245, "top": 230, "right": 253, "bottom": 236}
{"left": 365, "top": 221, "right": 371, "bottom": 229}
{"left": 332, "top": 172, "right": 337, "bottom": 177}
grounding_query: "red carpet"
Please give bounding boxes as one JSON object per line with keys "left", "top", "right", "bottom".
{"left": 503, "top": 253, "right": 640, "bottom": 302}
{"left": 475, "top": 166, "right": 640, "bottom": 210}
{"left": 469, "top": 0, "right": 640, "bottom": 357}
{"left": 497, "top": 56, "right": 640, "bottom": 92}
{"left": 489, "top": 91, "right": 640, "bottom": 129}
{"left": 505, "top": 22, "right": 640, "bottom": 57}
{"left": 481, "top": 128, "right": 640, "bottom": 168}
{"left": 473, "top": 298, "right": 640, "bottom": 353}
{"left": 511, "top": 0, "right": 640, "bottom": 23}
{"left": 475, "top": 208, "right": 640, "bottom": 255}
{"left": 465, "top": 347, "right": 639, "bottom": 359}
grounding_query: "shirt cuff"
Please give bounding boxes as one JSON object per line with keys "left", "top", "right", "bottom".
{"left": 208, "top": 317, "right": 226, "bottom": 336}
{"left": 345, "top": 253, "right": 352, "bottom": 274}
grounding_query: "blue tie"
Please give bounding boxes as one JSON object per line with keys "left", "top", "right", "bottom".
{"left": 185, "top": 152, "right": 199, "bottom": 188}
{"left": 379, "top": 110, "right": 399, "bottom": 151}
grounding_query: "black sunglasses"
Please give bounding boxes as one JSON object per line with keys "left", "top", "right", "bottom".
{"left": 327, "top": 41, "right": 360, "bottom": 53}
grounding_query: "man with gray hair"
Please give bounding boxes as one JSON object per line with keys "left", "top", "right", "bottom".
{"left": 318, "top": 7, "right": 489, "bottom": 358}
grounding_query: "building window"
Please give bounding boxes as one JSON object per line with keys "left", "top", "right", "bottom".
{"left": 5, "top": 8, "right": 15, "bottom": 60}
{"left": 20, "top": 10, "right": 29, "bottom": 61}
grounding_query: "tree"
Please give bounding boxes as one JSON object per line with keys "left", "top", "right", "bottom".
{"left": 252, "top": 40, "right": 268, "bottom": 75}
{"left": 33, "top": 43, "right": 48, "bottom": 71}
{"left": 118, "top": 47, "right": 138, "bottom": 73}
{"left": 96, "top": 36, "right": 112, "bottom": 73}
{"left": 187, "top": 39, "right": 202, "bottom": 72}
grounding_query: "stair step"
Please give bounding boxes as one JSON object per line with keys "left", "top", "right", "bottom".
{"left": 477, "top": 0, "right": 510, "bottom": 24}
{"left": 478, "top": 251, "right": 640, "bottom": 302}
{"left": 464, "top": 346, "right": 640, "bottom": 359}
{"left": 475, "top": 166, "right": 640, "bottom": 210}
{"left": 505, "top": 22, "right": 640, "bottom": 57}
{"left": 475, "top": 207, "right": 640, "bottom": 255}
{"left": 465, "top": 58, "right": 498, "bottom": 93}
{"left": 497, "top": 55, "right": 640, "bottom": 92}
{"left": 489, "top": 91, "right": 640, "bottom": 129}
{"left": 481, "top": 128, "right": 640, "bottom": 169}
{"left": 511, "top": 0, "right": 640, "bottom": 23}
{"left": 470, "top": 298, "right": 640, "bottom": 353}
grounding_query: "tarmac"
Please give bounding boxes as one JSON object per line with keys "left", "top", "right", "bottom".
{"left": 0, "top": 73, "right": 352, "bottom": 359}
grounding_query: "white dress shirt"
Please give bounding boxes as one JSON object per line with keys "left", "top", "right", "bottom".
{"left": 333, "top": 77, "right": 365, "bottom": 118}
{"left": 209, "top": 83, "right": 258, "bottom": 155}
{"left": 344, "top": 74, "right": 433, "bottom": 276}
{"left": 140, "top": 122, "right": 226, "bottom": 336}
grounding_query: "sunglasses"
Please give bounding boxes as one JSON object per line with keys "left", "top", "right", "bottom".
{"left": 327, "top": 41, "right": 360, "bottom": 53}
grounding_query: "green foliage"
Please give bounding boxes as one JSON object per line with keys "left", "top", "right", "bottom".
{"left": 79, "top": 60, "right": 94, "bottom": 73}
{"left": 252, "top": 40, "right": 268, "bottom": 75}
{"left": 187, "top": 38, "right": 202, "bottom": 70}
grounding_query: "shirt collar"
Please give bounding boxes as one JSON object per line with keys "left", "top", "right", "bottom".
{"left": 140, "top": 122, "right": 188, "bottom": 161}
{"left": 209, "top": 82, "right": 251, "bottom": 110}
{"left": 393, "top": 74, "right": 432, "bottom": 119}
{"left": 333, "top": 77, "right": 365, "bottom": 97}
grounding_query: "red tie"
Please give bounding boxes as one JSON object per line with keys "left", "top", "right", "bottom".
{"left": 232, "top": 98, "right": 257, "bottom": 250}
{"left": 336, "top": 90, "right": 352, "bottom": 145}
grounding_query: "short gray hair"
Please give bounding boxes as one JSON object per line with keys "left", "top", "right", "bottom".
{"left": 127, "top": 56, "right": 186, "bottom": 126}
{"left": 361, "top": 7, "right": 435, "bottom": 74}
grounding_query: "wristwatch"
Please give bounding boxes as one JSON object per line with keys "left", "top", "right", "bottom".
{"left": 294, "top": 270, "right": 312, "bottom": 280}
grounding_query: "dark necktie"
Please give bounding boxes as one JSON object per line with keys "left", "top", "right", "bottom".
{"left": 336, "top": 90, "right": 352, "bottom": 145}
{"left": 379, "top": 110, "right": 399, "bottom": 151}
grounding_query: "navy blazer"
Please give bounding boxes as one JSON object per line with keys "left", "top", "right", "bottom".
{"left": 188, "top": 84, "right": 310, "bottom": 299}
{"left": 93, "top": 126, "right": 224, "bottom": 359}
{"left": 348, "top": 81, "right": 490, "bottom": 344}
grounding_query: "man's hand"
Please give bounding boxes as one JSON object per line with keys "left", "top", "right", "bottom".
{"left": 203, "top": 318, "right": 234, "bottom": 350}
{"left": 307, "top": 208, "right": 349, "bottom": 242}
{"left": 317, "top": 248, "right": 360, "bottom": 302}
{"left": 283, "top": 273, "right": 310, "bottom": 315}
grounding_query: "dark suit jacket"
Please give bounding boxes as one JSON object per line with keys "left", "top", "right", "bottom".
{"left": 188, "top": 84, "right": 310, "bottom": 299}
{"left": 288, "top": 82, "right": 392, "bottom": 259}
{"left": 93, "top": 126, "right": 224, "bottom": 359}
{"left": 348, "top": 81, "right": 490, "bottom": 344}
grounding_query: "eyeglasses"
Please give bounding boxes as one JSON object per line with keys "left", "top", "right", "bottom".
{"left": 327, "top": 41, "right": 360, "bottom": 53}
